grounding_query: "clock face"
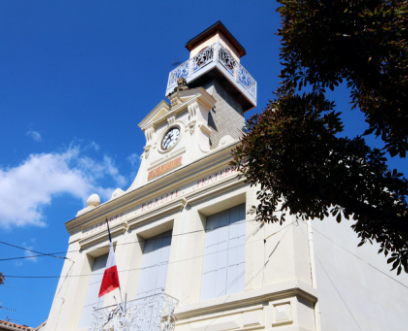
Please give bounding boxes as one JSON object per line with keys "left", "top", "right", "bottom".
{"left": 161, "top": 127, "right": 180, "bottom": 150}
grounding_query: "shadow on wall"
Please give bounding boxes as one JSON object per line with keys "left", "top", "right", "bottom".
{"left": 208, "top": 108, "right": 218, "bottom": 147}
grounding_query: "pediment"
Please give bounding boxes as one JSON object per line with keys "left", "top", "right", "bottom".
{"left": 172, "top": 89, "right": 211, "bottom": 104}
{"left": 138, "top": 88, "right": 216, "bottom": 131}
{"left": 139, "top": 100, "right": 171, "bottom": 130}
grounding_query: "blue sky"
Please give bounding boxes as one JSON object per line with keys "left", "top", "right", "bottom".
{"left": 0, "top": 0, "right": 406, "bottom": 327}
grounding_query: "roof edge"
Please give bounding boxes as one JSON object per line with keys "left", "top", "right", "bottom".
{"left": 185, "top": 21, "right": 246, "bottom": 57}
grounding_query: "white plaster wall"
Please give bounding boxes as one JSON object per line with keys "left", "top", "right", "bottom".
{"left": 44, "top": 241, "right": 79, "bottom": 331}
{"left": 306, "top": 216, "right": 408, "bottom": 331}
{"left": 189, "top": 32, "right": 240, "bottom": 62}
{"left": 46, "top": 162, "right": 318, "bottom": 331}
{"left": 168, "top": 204, "right": 207, "bottom": 305}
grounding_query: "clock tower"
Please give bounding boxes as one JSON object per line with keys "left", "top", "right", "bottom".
{"left": 46, "top": 21, "right": 408, "bottom": 331}
{"left": 128, "top": 21, "right": 257, "bottom": 191}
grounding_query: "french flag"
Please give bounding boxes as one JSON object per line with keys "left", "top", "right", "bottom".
{"left": 98, "top": 220, "right": 121, "bottom": 297}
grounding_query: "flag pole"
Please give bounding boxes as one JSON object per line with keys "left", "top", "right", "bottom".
{"left": 105, "top": 218, "right": 126, "bottom": 314}
{"left": 106, "top": 218, "right": 112, "bottom": 242}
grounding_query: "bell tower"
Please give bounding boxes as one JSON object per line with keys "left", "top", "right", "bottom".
{"left": 166, "top": 21, "right": 257, "bottom": 149}
{"left": 128, "top": 22, "right": 257, "bottom": 191}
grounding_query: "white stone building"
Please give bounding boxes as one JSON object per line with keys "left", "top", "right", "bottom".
{"left": 44, "top": 22, "right": 408, "bottom": 331}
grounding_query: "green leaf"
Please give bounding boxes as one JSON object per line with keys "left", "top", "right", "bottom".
{"left": 397, "top": 265, "right": 402, "bottom": 275}
{"left": 363, "top": 127, "right": 375, "bottom": 136}
{"left": 392, "top": 260, "right": 399, "bottom": 270}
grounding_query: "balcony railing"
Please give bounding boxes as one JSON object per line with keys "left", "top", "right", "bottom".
{"left": 166, "top": 41, "right": 257, "bottom": 106}
{"left": 89, "top": 293, "right": 178, "bottom": 331}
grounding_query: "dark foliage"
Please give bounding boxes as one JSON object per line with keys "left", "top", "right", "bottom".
{"left": 232, "top": 0, "right": 408, "bottom": 274}
{"left": 279, "top": 0, "right": 408, "bottom": 157}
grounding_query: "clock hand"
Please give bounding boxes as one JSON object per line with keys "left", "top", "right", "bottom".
{"left": 163, "top": 135, "right": 171, "bottom": 148}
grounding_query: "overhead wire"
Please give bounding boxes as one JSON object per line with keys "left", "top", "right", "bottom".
{"left": 303, "top": 221, "right": 408, "bottom": 291}
{"left": 203, "top": 222, "right": 294, "bottom": 331}
{"left": 0, "top": 254, "right": 66, "bottom": 262}
{"left": 4, "top": 214, "right": 406, "bottom": 331}
{"left": 4, "top": 217, "right": 408, "bottom": 294}
{"left": 3, "top": 220, "right": 297, "bottom": 280}
{"left": 0, "top": 218, "right": 260, "bottom": 262}
{"left": 297, "top": 222, "right": 363, "bottom": 331}
{"left": 55, "top": 260, "right": 75, "bottom": 300}
{"left": 0, "top": 241, "right": 70, "bottom": 261}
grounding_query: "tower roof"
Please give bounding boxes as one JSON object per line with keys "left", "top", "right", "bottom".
{"left": 185, "top": 21, "right": 246, "bottom": 57}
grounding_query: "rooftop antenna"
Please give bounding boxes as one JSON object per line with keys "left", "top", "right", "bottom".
{"left": 5, "top": 316, "right": 18, "bottom": 323}
{"left": 0, "top": 306, "right": 16, "bottom": 312}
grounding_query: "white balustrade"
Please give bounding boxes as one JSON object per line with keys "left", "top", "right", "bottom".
{"left": 166, "top": 41, "right": 257, "bottom": 105}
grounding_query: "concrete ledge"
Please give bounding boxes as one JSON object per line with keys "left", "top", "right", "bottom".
{"left": 79, "top": 221, "right": 128, "bottom": 248}
{"left": 185, "top": 176, "right": 246, "bottom": 206}
{"left": 174, "top": 280, "right": 317, "bottom": 320}
{"left": 127, "top": 199, "right": 186, "bottom": 230}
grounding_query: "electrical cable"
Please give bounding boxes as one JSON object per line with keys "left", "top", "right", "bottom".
{"left": 0, "top": 241, "right": 70, "bottom": 261}
{"left": 302, "top": 221, "right": 408, "bottom": 291}
{"left": 298, "top": 223, "right": 363, "bottom": 331}
{"left": 55, "top": 260, "right": 75, "bottom": 299}
{"left": 3, "top": 221, "right": 296, "bottom": 280}
{"left": 0, "top": 218, "right": 259, "bottom": 262}
{"left": 203, "top": 223, "right": 294, "bottom": 331}
{"left": 0, "top": 254, "right": 66, "bottom": 262}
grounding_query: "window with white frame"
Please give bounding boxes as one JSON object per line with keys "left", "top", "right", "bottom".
{"left": 136, "top": 230, "right": 172, "bottom": 298}
{"left": 78, "top": 253, "right": 108, "bottom": 329}
{"left": 201, "top": 203, "right": 246, "bottom": 300}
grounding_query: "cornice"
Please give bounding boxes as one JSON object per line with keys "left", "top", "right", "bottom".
{"left": 174, "top": 280, "right": 318, "bottom": 321}
{"left": 138, "top": 100, "right": 170, "bottom": 130}
{"left": 176, "top": 304, "right": 264, "bottom": 327}
{"left": 127, "top": 199, "right": 186, "bottom": 230}
{"left": 65, "top": 142, "right": 240, "bottom": 234}
{"left": 79, "top": 221, "right": 128, "bottom": 249}
{"left": 184, "top": 175, "right": 246, "bottom": 206}
{"left": 139, "top": 88, "right": 216, "bottom": 131}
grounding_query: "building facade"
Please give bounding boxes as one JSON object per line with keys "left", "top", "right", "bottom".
{"left": 44, "top": 22, "right": 408, "bottom": 331}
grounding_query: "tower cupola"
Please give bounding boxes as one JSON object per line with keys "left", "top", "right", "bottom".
{"left": 185, "top": 20, "right": 246, "bottom": 61}
{"left": 165, "top": 21, "right": 256, "bottom": 112}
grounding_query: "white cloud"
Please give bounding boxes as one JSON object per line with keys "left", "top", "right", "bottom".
{"left": 0, "top": 146, "right": 126, "bottom": 229}
{"left": 23, "top": 241, "right": 37, "bottom": 262}
{"left": 85, "top": 141, "right": 100, "bottom": 151}
{"left": 13, "top": 241, "right": 37, "bottom": 267}
{"left": 26, "top": 130, "right": 42, "bottom": 142}
{"left": 127, "top": 153, "right": 141, "bottom": 167}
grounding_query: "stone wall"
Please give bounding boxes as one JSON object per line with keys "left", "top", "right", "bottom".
{"left": 203, "top": 80, "right": 245, "bottom": 149}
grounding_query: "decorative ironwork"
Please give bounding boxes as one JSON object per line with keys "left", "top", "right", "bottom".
{"left": 167, "top": 60, "right": 190, "bottom": 94}
{"left": 89, "top": 293, "right": 178, "bottom": 331}
{"left": 218, "top": 45, "right": 237, "bottom": 75}
{"left": 165, "top": 41, "right": 257, "bottom": 102}
{"left": 192, "top": 45, "right": 214, "bottom": 73}
{"left": 237, "top": 64, "right": 257, "bottom": 99}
